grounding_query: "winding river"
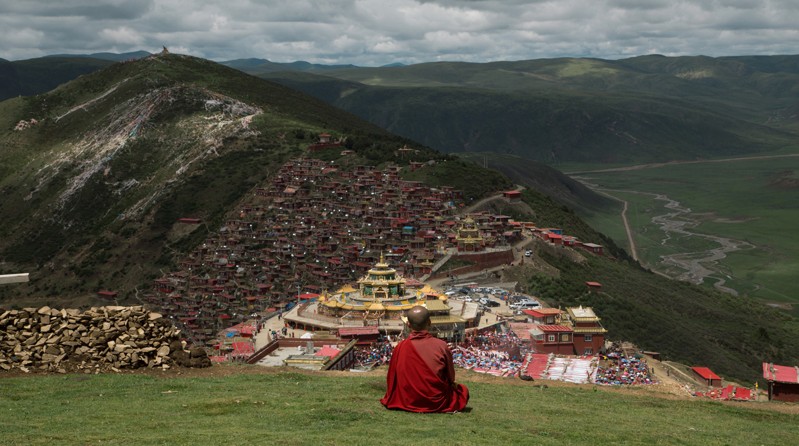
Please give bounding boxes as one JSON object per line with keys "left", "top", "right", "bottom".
{"left": 647, "top": 192, "right": 754, "bottom": 295}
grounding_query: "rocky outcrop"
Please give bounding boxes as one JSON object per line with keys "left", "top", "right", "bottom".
{"left": 0, "top": 305, "right": 209, "bottom": 373}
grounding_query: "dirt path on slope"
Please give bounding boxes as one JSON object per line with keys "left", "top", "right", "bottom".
{"left": 462, "top": 185, "right": 526, "bottom": 214}
{"left": 587, "top": 187, "right": 638, "bottom": 261}
{"left": 565, "top": 153, "right": 799, "bottom": 175}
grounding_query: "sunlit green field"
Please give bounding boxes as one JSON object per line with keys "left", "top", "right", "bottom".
{"left": 577, "top": 156, "right": 799, "bottom": 308}
{"left": 1, "top": 367, "right": 798, "bottom": 446}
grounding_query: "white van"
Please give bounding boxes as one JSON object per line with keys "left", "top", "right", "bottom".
{"left": 511, "top": 301, "right": 541, "bottom": 310}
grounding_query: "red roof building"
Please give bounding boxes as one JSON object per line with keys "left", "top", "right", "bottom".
{"left": 314, "top": 345, "right": 342, "bottom": 358}
{"left": 521, "top": 308, "right": 562, "bottom": 325}
{"left": 503, "top": 190, "right": 522, "bottom": 201}
{"left": 531, "top": 325, "right": 574, "bottom": 354}
{"left": 763, "top": 362, "right": 799, "bottom": 401}
{"left": 580, "top": 242, "right": 604, "bottom": 255}
{"left": 338, "top": 326, "right": 380, "bottom": 345}
{"left": 97, "top": 290, "right": 118, "bottom": 299}
{"left": 566, "top": 306, "right": 607, "bottom": 355}
{"left": 692, "top": 366, "right": 723, "bottom": 387}
{"left": 585, "top": 281, "right": 602, "bottom": 291}
{"left": 231, "top": 341, "right": 255, "bottom": 359}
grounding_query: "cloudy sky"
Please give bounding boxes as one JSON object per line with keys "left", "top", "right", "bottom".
{"left": 1, "top": 0, "right": 797, "bottom": 65}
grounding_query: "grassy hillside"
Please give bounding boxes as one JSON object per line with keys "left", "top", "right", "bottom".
{"left": 0, "top": 53, "right": 449, "bottom": 306}
{"left": 1, "top": 368, "right": 797, "bottom": 445}
{"left": 457, "top": 153, "right": 617, "bottom": 216}
{"left": 0, "top": 56, "right": 113, "bottom": 101}
{"left": 255, "top": 55, "right": 799, "bottom": 164}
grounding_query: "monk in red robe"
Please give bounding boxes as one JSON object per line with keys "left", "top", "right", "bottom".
{"left": 380, "top": 306, "right": 469, "bottom": 413}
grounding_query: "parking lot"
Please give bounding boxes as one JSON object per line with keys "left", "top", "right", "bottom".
{"left": 443, "top": 285, "right": 543, "bottom": 324}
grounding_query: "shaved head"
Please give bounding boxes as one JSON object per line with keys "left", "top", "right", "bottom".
{"left": 406, "top": 306, "right": 431, "bottom": 331}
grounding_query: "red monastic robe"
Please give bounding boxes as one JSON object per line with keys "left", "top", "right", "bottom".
{"left": 380, "top": 330, "right": 469, "bottom": 413}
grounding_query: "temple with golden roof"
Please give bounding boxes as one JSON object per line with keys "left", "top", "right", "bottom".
{"left": 454, "top": 217, "right": 486, "bottom": 252}
{"left": 284, "top": 255, "right": 475, "bottom": 340}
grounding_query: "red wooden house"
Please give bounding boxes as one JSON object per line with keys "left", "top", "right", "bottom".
{"left": 338, "top": 327, "right": 381, "bottom": 345}
{"left": 585, "top": 281, "right": 602, "bottom": 292}
{"left": 692, "top": 366, "right": 723, "bottom": 387}
{"left": 580, "top": 242, "right": 604, "bottom": 255}
{"left": 97, "top": 290, "right": 118, "bottom": 300}
{"left": 531, "top": 325, "right": 574, "bottom": 354}
{"left": 503, "top": 190, "right": 522, "bottom": 202}
{"left": 763, "top": 362, "right": 799, "bottom": 401}
{"left": 567, "top": 306, "right": 607, "bottom": 355}
{"left": 522, "top": 308, "right": 562, "bottom": 325}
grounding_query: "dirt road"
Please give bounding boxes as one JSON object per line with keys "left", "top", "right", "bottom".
{"left": 566, "top": 153, "right": 799, "bottom": 175}
{"left": 568, "top": 154, "right": 788, "bottom": 294}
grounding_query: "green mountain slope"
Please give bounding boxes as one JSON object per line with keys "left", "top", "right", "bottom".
{"left": 0, "top": 53, "right": 441, "bottom": 304}
{"left": 253, "top": 55, "right": 799, "bottom": 164}
{"left": 222, "top": 57, "right": 358, "bottom": 74}
{"left": 458, "top": 153, "right": 616, "bottom": 216}
{"left": 0, "top": 56, "right": 114, "bottom": 101}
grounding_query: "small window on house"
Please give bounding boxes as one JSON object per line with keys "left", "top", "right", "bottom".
{"left": 547, "top": 334, "right": 555, "bottom": 342}
{"left": 560, "top": 334, "right": 570, "bottom": 342}
{"left": 584, "top": 334, "right": 592, "bottom": 342}
{"left": 584, "top": 348, "right": 593, "bottom": 355}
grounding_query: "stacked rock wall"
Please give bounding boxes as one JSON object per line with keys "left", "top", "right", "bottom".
{"left": 0, "top": 305, "right": 208, "bottom": 373}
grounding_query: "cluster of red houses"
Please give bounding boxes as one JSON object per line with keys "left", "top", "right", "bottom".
{"left": 142, "top": 157, "right": 528, "bottom": 345}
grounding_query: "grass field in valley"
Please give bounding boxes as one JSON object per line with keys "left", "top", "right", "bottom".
{"left": 575, "top": 156, "right": 799, "bottom": 310}
{"left": 1, "top": 366, "right": 798, "bottom": 446}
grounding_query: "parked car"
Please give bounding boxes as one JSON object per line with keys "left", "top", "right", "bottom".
{"left": 510, "top": 300, "right": 541, "bottom": 310}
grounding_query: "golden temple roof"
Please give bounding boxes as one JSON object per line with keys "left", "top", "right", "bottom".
{"left": 369, "top": 302, "right": 385, "bottom": 311}
{"left": 338, "top": 284, "right": 357, "bottom": 293}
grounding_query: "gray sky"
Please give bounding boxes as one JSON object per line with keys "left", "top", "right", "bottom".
{"left": 1, "top": 0, "right": 797, "bottom": 65}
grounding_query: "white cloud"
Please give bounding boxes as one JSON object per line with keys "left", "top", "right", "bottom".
{"left": 1, "top": 0, "right": 798, "bottom": 64}
{"left": 98, "top": 26, "right": 144, "bottom": 46}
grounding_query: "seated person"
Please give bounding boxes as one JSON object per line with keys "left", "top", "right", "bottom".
{"left": 380, "top": 306, "right": 469, "bottom": 413}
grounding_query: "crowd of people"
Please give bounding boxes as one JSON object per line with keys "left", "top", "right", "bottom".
{"left": 352, "top": 328, "right": 657, "bottom": 386}
{"left": 594, "top": 351, "right": 656, "bottom": 385}
{"left": 451, "top": 329, "right": 529, "bottom": 377}
{"left": 353, "top": 340, "right": 394, "bottom": 367}
{"left": 349, "top": 328, "right": 530, "bottom": 377}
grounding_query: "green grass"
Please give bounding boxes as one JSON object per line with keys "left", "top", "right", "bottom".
{"left": 580, "top": 156, "right": 799, "bottom": 304}
{"left": 1, "top": 368, "right": 797, "bottom": 445}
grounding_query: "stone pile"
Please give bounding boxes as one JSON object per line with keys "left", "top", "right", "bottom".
{"left": 0, "top": 305, "right": 209, "bottom": 373}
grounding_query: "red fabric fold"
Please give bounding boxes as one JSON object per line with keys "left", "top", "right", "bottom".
{"left": 380, "top": 331, "right": 469, "bottom": 413}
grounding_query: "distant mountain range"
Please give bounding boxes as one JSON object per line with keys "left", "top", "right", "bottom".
{"left": 252, "top": 55, "right": 799, "bottom": 165}
{"left": 45, "top": 50, "right": 153, "bottom": 61}
{"left": 5, "top": 51, "right": 798, "bottom": 166}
